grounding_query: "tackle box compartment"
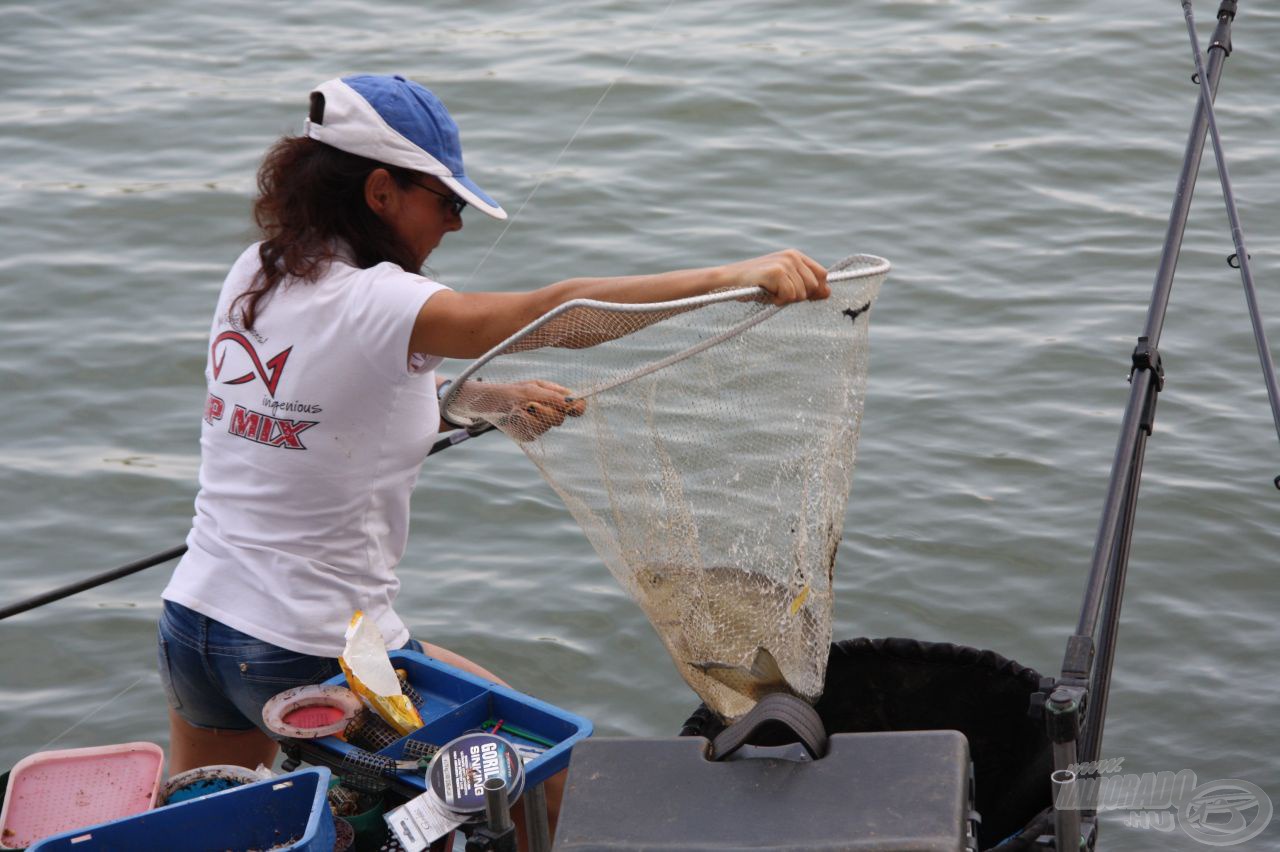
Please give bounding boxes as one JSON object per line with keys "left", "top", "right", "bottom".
{"left": 308, "top": 649, "right": 592, "bottom": 790}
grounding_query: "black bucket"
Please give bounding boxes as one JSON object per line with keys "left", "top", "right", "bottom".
{"left": 681, "top": 638, "right": 1055, "bottom": 850}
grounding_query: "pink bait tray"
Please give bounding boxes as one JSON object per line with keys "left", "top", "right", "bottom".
{"left": 0, "top": 742, "right": 163, "bottom": 850}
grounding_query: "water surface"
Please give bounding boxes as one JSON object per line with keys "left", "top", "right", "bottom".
{"left": 2, "top": 2, "right": 1279, "bottom": 847}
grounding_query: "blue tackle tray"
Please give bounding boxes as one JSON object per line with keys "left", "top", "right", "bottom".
{"left": 28, "top": 767, "right": 334, "bottom": 852}
{"left": 313, "top": 649, "right": 592, "bottom": 789}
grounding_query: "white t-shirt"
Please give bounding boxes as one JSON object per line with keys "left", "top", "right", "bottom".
{"left": 163, "top": 244, "right": 449, "bottom": 656}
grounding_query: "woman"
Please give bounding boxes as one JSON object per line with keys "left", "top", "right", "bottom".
{"left": 158, "top": 74, "right": 828, "bottom": 777}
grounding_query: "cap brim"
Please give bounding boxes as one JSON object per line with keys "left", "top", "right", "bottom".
{"left": 441, "top": 174, "right": 506, "bottom": 220}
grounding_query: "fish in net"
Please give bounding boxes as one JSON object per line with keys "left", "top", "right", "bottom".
{"left": 442, "top": 254, "right": 889, "bottom": 720}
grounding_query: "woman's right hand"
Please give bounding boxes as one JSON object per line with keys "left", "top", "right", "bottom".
{"left": 719, "top": 249, "right": 830, "bottom": 306}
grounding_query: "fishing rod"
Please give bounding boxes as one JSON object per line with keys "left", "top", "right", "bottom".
{"left": 0, "top": 424, "right": 495, "bottom": 622}
{"left": 1079, "top": 0, "right": 1280, "bottom": 768}
{"left": 0, "top": 545, "right": 191, "bottom": 624}
{"left": 1041, "top": 2, "right": 1272, "bottom": 846}
{"left": 1184, "top": 0, "right": 1280, "bottom": 467}
{"left": 1065, "top": 0, "right": 1238, "bottom": 756}
{"left": 1064, "top": 0, "right": 1232, "bottom": 679}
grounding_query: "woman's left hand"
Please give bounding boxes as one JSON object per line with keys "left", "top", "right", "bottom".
{"left": 458, "top": 379, "right": 587, "bottom": 441}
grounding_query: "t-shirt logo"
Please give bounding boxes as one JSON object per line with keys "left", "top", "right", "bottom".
{"left": 212, "top": 331, "right": 293, "bottom": 398}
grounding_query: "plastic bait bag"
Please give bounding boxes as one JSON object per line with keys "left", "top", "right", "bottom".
{"left": 338, "top": 611, "right": 424, "bottom": 736}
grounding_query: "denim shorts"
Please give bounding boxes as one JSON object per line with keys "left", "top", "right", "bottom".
{"left": 158, "top": 599, "right": 423, "bottom": 732}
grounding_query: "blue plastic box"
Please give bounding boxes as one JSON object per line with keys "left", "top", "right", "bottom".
{"left": 28, "top": 767, "right": 334, "bottom": 852}
{"left": 315, "top": 649, "right": 592, "bottom": 789}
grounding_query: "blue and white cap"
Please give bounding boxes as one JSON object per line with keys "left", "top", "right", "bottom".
{"left": 305, "top": 74, "right": 507, "bottom": 220}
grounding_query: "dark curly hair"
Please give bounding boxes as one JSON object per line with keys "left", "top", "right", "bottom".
{"left": 231, "top": 136, "right": 419, "bottom": 330}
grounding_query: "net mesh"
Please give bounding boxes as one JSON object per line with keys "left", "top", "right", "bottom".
{"left": 443, "top": 254, "right": 889, "bottom": 720}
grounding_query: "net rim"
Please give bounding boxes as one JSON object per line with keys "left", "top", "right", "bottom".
{"left": 441, "top": 253, "right": 890, "bottom": 424}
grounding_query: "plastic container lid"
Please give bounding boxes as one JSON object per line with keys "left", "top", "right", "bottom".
{"left": 263, "top": 684, "right": 363, "bottom": 739}
{"left": 0, "top": 742, "right": 163, "bottom": 849}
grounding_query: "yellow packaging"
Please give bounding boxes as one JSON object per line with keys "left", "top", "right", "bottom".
{"left": 339, "top": 610, "right": 424, "bottom": 736}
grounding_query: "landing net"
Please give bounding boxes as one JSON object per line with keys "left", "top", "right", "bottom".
{"left": 443, "top": 254, "right": 890, "bottom": 720}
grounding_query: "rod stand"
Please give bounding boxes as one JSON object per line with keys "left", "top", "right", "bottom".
{"left": 1129, "top": 337, "right": 1165, "bottom": 435}
{"left": 523, "top": 782, "right": 553, "bottom": 852}
{"left": 1056, "top": 635, "right": 1093, "bottom": 690}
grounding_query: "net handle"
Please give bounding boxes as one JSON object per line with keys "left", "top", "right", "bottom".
{"left": 441, "top": 254, "right": 891, "bottom": 423}
{"left": 443, "top": 284, "right": 763, "bottom": 421}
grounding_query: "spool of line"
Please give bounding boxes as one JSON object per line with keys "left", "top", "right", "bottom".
{"left": 426, "top": 732, "right": 526, "bottom": 821}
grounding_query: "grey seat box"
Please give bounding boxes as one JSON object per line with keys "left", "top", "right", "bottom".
{"left": 554, "top": 729, "right": 974, "bottom": 851}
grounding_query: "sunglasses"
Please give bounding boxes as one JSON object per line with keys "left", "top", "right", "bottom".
{"left": 406, "top": 177, "right": 467, "bottom": 217}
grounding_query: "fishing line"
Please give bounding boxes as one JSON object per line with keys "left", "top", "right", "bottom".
{"left": 36, "top": 674, "right": 148, "bottom": 752}
{"left": 465, "top": 0, "right": 677, "bottom": 285}
{"left": 1182, "top": 0, "right": 1280, "bottom": 476}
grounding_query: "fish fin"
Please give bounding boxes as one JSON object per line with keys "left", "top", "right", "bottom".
{"left": 744, "top": 646, "right": 786, "bottom": 684}
{"left": 689, "top": 647, "right": 790, "bottom": 700}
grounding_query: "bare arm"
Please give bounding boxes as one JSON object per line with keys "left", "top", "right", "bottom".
{"left": 435, "top": 375, "right": 454, "bottom": 433}
{"left": 410, "top": 249, "right": 829, "bottom": 361}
